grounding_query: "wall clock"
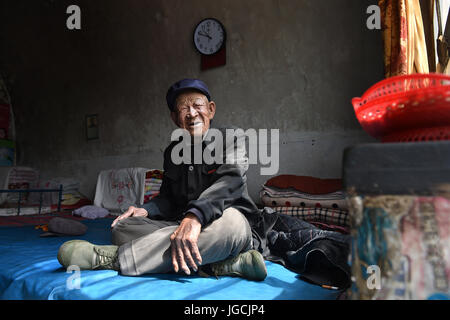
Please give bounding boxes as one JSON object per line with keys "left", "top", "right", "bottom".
{"left": 193, "top": 18, "right": 226, "bottom": 56}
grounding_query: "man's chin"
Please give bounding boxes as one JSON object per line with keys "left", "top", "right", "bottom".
{"left": 186, "top": 125, "right": 206, "bottom": 137}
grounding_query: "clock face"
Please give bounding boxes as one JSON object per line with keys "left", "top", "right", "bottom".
{"left": 193, "top": 18, "right": 226, "bottom": 55}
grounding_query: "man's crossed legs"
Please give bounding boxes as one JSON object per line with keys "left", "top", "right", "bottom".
{"left": 57, "top": 207, "right": 267, "bottom": 281}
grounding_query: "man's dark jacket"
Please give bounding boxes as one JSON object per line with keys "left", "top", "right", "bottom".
{"left": 141, "top": 125, "right": 351, "bottom": 289}
{"left": 141, "top": 126, "right": 276, "bottom": 253}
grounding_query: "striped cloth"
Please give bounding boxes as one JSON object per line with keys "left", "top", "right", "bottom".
{"left": 273, "top": 206, "right": 350, "bottom": 228}
{"left": 260, "top": 185, "right": 348, "bottom": 210}
{"left": 143, "top": 171, "right": 163, "bottom": 203}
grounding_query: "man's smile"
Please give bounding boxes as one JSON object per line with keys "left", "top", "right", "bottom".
{"left": 188, "top": 121, "right": 203, "bottom": 128}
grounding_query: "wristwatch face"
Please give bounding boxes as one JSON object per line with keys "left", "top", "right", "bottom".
{"left": 193, "top": 18, "right": 226, "bottom": 55}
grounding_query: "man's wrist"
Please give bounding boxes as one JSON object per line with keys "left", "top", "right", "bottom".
{"left": 184, "top": 208, "right": 204, "bottom": 226}
{"left": 140, "top": 201, "right": 159, "bottom": 217}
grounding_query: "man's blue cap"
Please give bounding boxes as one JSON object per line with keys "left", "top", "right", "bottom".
{"left": 166, "top": 79, "right": 211, "bottom": 112}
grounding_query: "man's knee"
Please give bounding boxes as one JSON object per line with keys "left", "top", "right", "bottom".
{"left": 213, "top": 207, "right": 252, "bottom": 252}
{"left": 110, "top": 217, "right": 146, "bottom": 246}
{"left": 111, "top": 221, "right": 128, "bottom": 246}
{"left": 220, "top": 207, "right": 251, "bottom": 237}
{"left": 111, "top": 216, "right": 175, "bottom": 246}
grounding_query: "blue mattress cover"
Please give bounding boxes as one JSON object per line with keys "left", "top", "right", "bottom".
{"left": 0, "top": 219, "right": 340, "bottom": 300}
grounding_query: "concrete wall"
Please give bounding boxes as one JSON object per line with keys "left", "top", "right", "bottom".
{"left": 0, "top": 0, "right": 383, "bottom": 205}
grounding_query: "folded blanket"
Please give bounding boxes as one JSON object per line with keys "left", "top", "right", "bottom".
{"left": 49, "top": 177, "right": 80, "bottom": 194}
{"left": 0, "top": 206, "right": 52, "bottom": 216}
{"left": 261, "top": 185, "right": 346, "bottom": 199}
{"left": 261, "top": 191, "right": 348, "bottom": 210}
{"left": 145, "top": 178, "right": 162, "bottom": 184}
{"left": 273, "top": 206, "right": 350, "bottom": 228}
{"left": 144, "top": 183, "right": 161, "bottom": 192}
{"left": 146, "top": 170, "right": 164, "bottom": 180}
{"left": 260, "top": 175, "right": 348, "bottom": 209}
{"left": 61, "top": 193, "right": 81, "bottom": 206}
{"left": 265, "top": 175, "right": 343, "bottom": 195}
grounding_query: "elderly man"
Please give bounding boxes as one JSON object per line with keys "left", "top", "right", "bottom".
{"left": 57, "top": 79, "right": 268, "bottom": 281}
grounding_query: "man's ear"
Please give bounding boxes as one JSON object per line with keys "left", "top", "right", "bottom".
{"left": 207, "top": 101, "right": 216, "bottom": 119}
{"left": 170, "top": 111, "right": 179, "bottom": 127}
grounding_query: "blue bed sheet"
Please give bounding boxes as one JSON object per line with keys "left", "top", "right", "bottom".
{"left": 0, "top": 219, "right": 340, "bottom": 300}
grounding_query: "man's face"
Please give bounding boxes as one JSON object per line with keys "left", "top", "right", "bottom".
{"left": 171, "top": 91, "right": 216, "bottom": 136}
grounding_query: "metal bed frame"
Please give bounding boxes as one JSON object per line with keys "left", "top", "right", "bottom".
{"left": 0, "top": 185, "right": 63, "bottom": 215}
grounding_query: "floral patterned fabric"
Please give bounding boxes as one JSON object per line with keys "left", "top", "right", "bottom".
{"left": 349, "top": 195, "right": 450, "bottom": 300}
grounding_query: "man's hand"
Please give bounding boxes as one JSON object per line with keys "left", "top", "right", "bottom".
{"left": 170, "top": 213, "right": 202, "bottom": 275}
{"left": 111, "top": 206, "right": 148, "bottom": 228}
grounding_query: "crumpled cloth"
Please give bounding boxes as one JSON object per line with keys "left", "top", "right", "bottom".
{"left": 73, "top": 205, "right": 110, "bottom": 220}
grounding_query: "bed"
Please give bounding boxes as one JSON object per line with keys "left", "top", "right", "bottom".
{"left": 0, "top": 217, "right": 341, "bottom": 300}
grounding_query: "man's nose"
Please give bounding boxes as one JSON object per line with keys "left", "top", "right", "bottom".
{"left": 186, "top": 106, "right": 199, "bottom": 117}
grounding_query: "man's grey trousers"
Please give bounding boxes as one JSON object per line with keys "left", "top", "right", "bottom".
{"left": 111, "top": 207, "right": 253, "bottom": 276}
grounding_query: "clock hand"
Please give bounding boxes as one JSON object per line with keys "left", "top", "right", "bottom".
{"left": 198, "top": 31, "right": 212, "bottom": 40}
